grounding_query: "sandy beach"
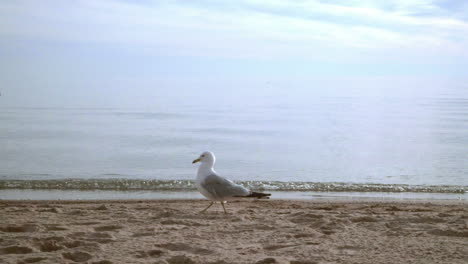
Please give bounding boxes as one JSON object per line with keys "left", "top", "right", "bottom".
{"left": 0, "top": 199, "right": 467, "bottom": 264}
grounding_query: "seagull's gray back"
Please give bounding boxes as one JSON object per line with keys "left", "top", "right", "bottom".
{"left": 199, "top": 173, "right": 250, "bottom": 201}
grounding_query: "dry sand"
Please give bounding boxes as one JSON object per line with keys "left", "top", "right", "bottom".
{"left": 0, "top": 199, "right": 467, "bottom": 264}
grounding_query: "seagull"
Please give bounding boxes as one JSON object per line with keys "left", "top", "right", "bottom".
{"left": 192, "top": 151, "right": 271, "bottom": 214}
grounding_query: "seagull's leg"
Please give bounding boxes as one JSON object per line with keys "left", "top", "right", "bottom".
{"left": 199, "top": 202, "right": 214, "bottom": 213}
{"left": 221, "top": 201, "right": 228, "bottom": 214}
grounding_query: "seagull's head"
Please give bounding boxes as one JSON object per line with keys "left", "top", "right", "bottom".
{"left": 192, "top": 151, "right": 215, "bottom": 165}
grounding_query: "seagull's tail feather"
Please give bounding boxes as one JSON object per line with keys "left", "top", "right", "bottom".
{"left": 244, "top": 192, "right": 271, "bottom": 199}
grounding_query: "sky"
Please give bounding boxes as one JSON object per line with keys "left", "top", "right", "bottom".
{"left": 1, "top": 0, "right": 468, "bottom": 107}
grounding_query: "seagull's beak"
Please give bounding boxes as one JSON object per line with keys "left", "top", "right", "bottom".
{"left": 192, "top": 158, "right": 201, "bottom": 164}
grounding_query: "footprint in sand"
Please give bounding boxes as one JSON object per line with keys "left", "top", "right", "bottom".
{"left": 37, "top": 207, "right": 62, "bottom": 213}
{"left": 160, "top": 219, "right": 206, "bottom": 226}
{"left": 63, "top": 240, "right": 100, "bottom": 250}
{"left": 37, "top": 240, "right": 64, "bottom": 252}
{"left": 0, "top": 224, "right": 40, "bottom": 233}
{"left": 68, "top": 232, "right": 116, "bottom": 244}
{"left": 62, "top": 251, "right": 93, "bottom": 262}
{"left": 288, "top": 213, "right": 326, "bottom": 225}
{"left": 73, "top": 221, "right": 101, "bottom": 226}
{"left": 428, "top": 228, "right": 468, "bottom": 237}
{"left": 292, "top": 227, "right": 323, "bottom": 239}
{"left": 94, "top": 205, "right": 109, "bottom": 211}
{"left": 32, "top": 236, "right": 101, "bottom": 253}
{"left": 44, "top": 224, "right": 69, "bottom": 231}
{"left": 263, "top": 244, "right": 298, "bottom": 251}
{"left": 67, "top": 210, "right": 87, "bottom": 216}
{"left": 94, "top": 225, "right": 123, "bottom": 232}
{"left": 0, "top": 246, "right": 34, "bottom": 254}
{"left": 135, "top": 249, "right": 164, "bottom": 258}
{"left": 87, "top": 232, "right": 115, "bottom": 242}
{"left": 91, "top": 260, "right": 113, "bottom": 264}
{"left": 131, "top": 231, "right": 156, "bottom": 237}
{"left": 255, "top": 257, "right": 277, "bottom": 264}
{"left": 18, "top": 256, "right": 48, "bottom": 263}
{"left": 166, "top": 255, "right": 197, "bottom": 264}
{"left": 350, "top": 216, "right": 379, "bottom": 223}
{"left": 290, "top": 260, "right": 319, "bottom": 264}
{"left": 156, "top": 242, "right": 214, "bottom": 255}
{"left": 336, "top": 245, "right": 364, "bottom": 256}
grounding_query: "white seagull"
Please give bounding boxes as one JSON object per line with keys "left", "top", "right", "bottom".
{"left": 192, "top": 151, "right": 271, "bottom": 214}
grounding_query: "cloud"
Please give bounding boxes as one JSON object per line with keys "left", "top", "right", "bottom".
{"left": 0, "top": 0, "right": 467, "bottom": 61}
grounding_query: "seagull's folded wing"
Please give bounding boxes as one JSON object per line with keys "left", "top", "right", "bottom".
{"left": 201, "top": 174, "right": 250, "bottom": 199}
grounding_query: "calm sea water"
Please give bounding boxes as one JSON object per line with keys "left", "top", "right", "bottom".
{"left": 1, "top": 95, "right": 467, "bottom": 191}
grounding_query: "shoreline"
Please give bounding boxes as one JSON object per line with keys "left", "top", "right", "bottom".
{"left": 1, "top": 198, "right": 467, "bottom": 205}
{"left": 1, "top": 189, "right": 466, "bottom": 202}
{"left": 1, "top": 199, "right": 467, "bottom": 263}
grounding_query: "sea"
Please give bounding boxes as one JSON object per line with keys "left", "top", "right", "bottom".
{"left": 1, "top": 94, "right": 467, "bottom": 200}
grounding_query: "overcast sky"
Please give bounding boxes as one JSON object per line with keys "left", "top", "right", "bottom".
{"left": 1, "top": 0, "right": 467, "bottom": 107}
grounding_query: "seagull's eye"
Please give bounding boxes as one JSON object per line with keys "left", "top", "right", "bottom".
{"left": 201, "top": 155, "right": 205, "bottom": 157}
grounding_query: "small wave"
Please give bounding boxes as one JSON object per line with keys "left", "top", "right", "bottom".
{"left": 0, "top": 179, "right": 466, "bottom": 193}
{"left": 112, "top": 112, "right": 185, "bottom": 120}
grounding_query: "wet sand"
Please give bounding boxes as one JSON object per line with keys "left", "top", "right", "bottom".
{"left": 0, "top": 199, "right": 467, "bottom": 264}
